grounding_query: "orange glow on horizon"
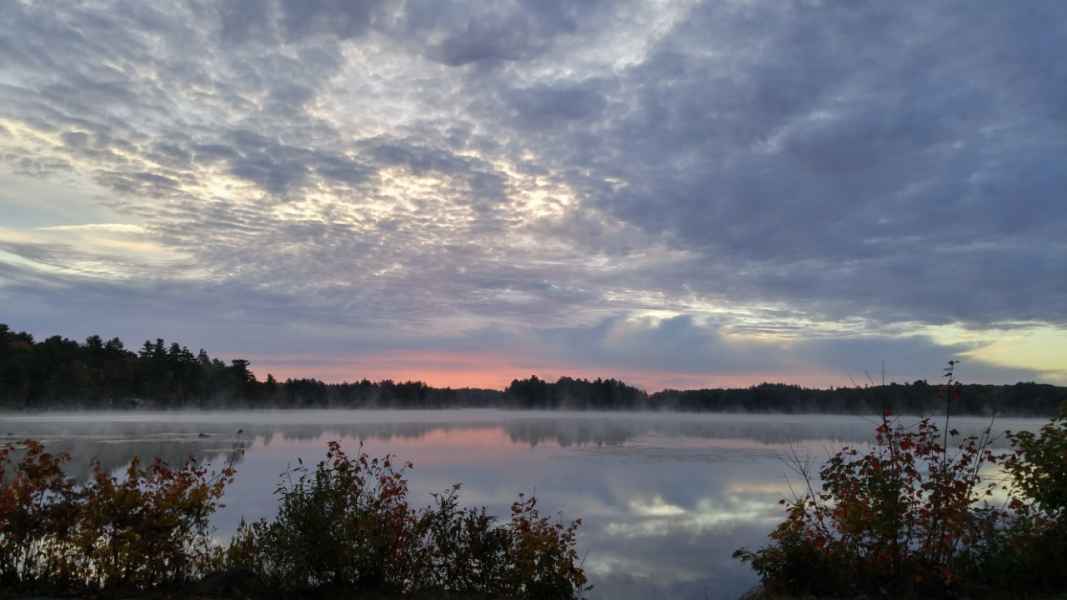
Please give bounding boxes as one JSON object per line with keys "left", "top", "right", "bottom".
{"left": 238, "top": 350, "right": 853, "bottom": 392}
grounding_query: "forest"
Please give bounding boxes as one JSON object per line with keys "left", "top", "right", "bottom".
{"left": 2, "top": 324, "right": 1064, "bottom": 415}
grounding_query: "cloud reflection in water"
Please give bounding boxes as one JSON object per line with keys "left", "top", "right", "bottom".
{"left": 0, "top": 410, "right": 1044, "bottom": 600}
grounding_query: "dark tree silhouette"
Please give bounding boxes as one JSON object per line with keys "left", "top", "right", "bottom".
{"left": 1, "top": 324, "right": 1063, "bottom": 414}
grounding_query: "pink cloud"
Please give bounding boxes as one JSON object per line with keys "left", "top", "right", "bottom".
{"left": 239, "top": 350, "right": 852, "bottom": 392}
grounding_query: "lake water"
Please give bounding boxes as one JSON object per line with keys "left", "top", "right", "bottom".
{"left": 0, "top": 410, "right": 1044, "bottom": 599}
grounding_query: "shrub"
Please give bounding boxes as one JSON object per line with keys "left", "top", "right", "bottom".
{"left": 227, "top": 441, "right": 588, "bottom": 599}
{"left": 2, "top": 438, "right": 588, "bottom": 598}
{"left": 0, "top": 440, "right": 78, "bottom": 590}
{"left": 1005, "top": 407, "right": 1067, "bottom": 520}
{"left": 225, "top": 442, "right": 421, "bottom": 592}
{"left": 497, "top": 494, "right": 587, "bottom": 599}
{"left": 736, "top": 364, "right": 1067, "bottom": 598}
{"left": 984, "top": 408, "right": 1067, "bottom": 592}
{"left": 735, "top": 412, "right": 1003, "bottom": 597}
{"left": 0, "top": 439, "right": 235, "bottom": 595}
{"left": 63, "top": 455, "right": 235, "bottom": 591}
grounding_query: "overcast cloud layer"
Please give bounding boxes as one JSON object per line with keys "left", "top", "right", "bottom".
{"left": 2, "top": 0, "right": 1065, "bottom": 389}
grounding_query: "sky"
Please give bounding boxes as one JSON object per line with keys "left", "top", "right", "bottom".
{"left": 1, "top": 0, "right": 1065, "bottom": 390}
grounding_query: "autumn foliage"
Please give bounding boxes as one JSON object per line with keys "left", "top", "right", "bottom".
{"left": 0, "top": 439, "right": 587, "bottom": 599}
{"left": 736, "top": 364, "right": 1067, "bottom": 598}
{"left": 0, "top": 440, "right": 233, "bottom": 594}
{"left": 226, "top": 441, "right": 588, "bottom": 598}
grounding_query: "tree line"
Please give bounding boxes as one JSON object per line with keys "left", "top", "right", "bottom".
{"left": 651, "top": 381, "right": 1067, "bottom": 416}
{"left": 1, "top": 324, "right": 1064, "bottom": 414}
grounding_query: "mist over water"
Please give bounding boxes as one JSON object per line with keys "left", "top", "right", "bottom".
{"left": 0, "top": 410, "right": 1045, "bottom": 599}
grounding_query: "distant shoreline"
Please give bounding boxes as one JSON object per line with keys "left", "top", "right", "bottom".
{"left": 4, "top": 324, "right": 1065, "bottom": 416}
{"left": 0, "top": 402, "right": 1061, "bottom": 418}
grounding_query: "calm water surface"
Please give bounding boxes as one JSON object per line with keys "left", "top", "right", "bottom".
{"left": 0, "top": 410, "right": 1044, "bottom": 600}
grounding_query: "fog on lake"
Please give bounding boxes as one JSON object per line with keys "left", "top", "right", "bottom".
{"left": 0, "top": 410, "right": 1045, "bottom": 600}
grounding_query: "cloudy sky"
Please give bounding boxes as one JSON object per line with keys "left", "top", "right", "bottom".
{"left": 2, "top": 0, "right": 1065, "bottom": 389}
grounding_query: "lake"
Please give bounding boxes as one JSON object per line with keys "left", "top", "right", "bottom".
{"left": 0, "top": 410, "right": 1044, "bottom": 599}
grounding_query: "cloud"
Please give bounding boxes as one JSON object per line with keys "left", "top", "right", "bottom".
{"left": 552, "top": 1, "right": 1067, "bottom": 327}
{"left": 502, "top": 80, "right": 609, "bottom": 128}
{"left": 531, "top": 315, "right": 1049, "bottom": 386}
{"left": 1, "top": 0, "right": 1065, "bottom": 387}
{"left": 405, "top": 0, "right": 616, "bottom": 67}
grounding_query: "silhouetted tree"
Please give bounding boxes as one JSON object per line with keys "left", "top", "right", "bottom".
{"left": 1, "top": 323, "right": 1064, "bottom": 414}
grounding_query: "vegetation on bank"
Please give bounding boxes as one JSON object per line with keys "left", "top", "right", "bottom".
{"left": 0, "top": 439, "right": 588, "bottom": 599}
{"left": 3, "top": 324, "right": 1065, "bottom": 414}
{"left": 736, "top": 364, "right": 1067, "bottom": 598}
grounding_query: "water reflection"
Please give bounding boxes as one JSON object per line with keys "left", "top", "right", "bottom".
{"left": 0, "top": 410, "right": 1043, "bottom": 600}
